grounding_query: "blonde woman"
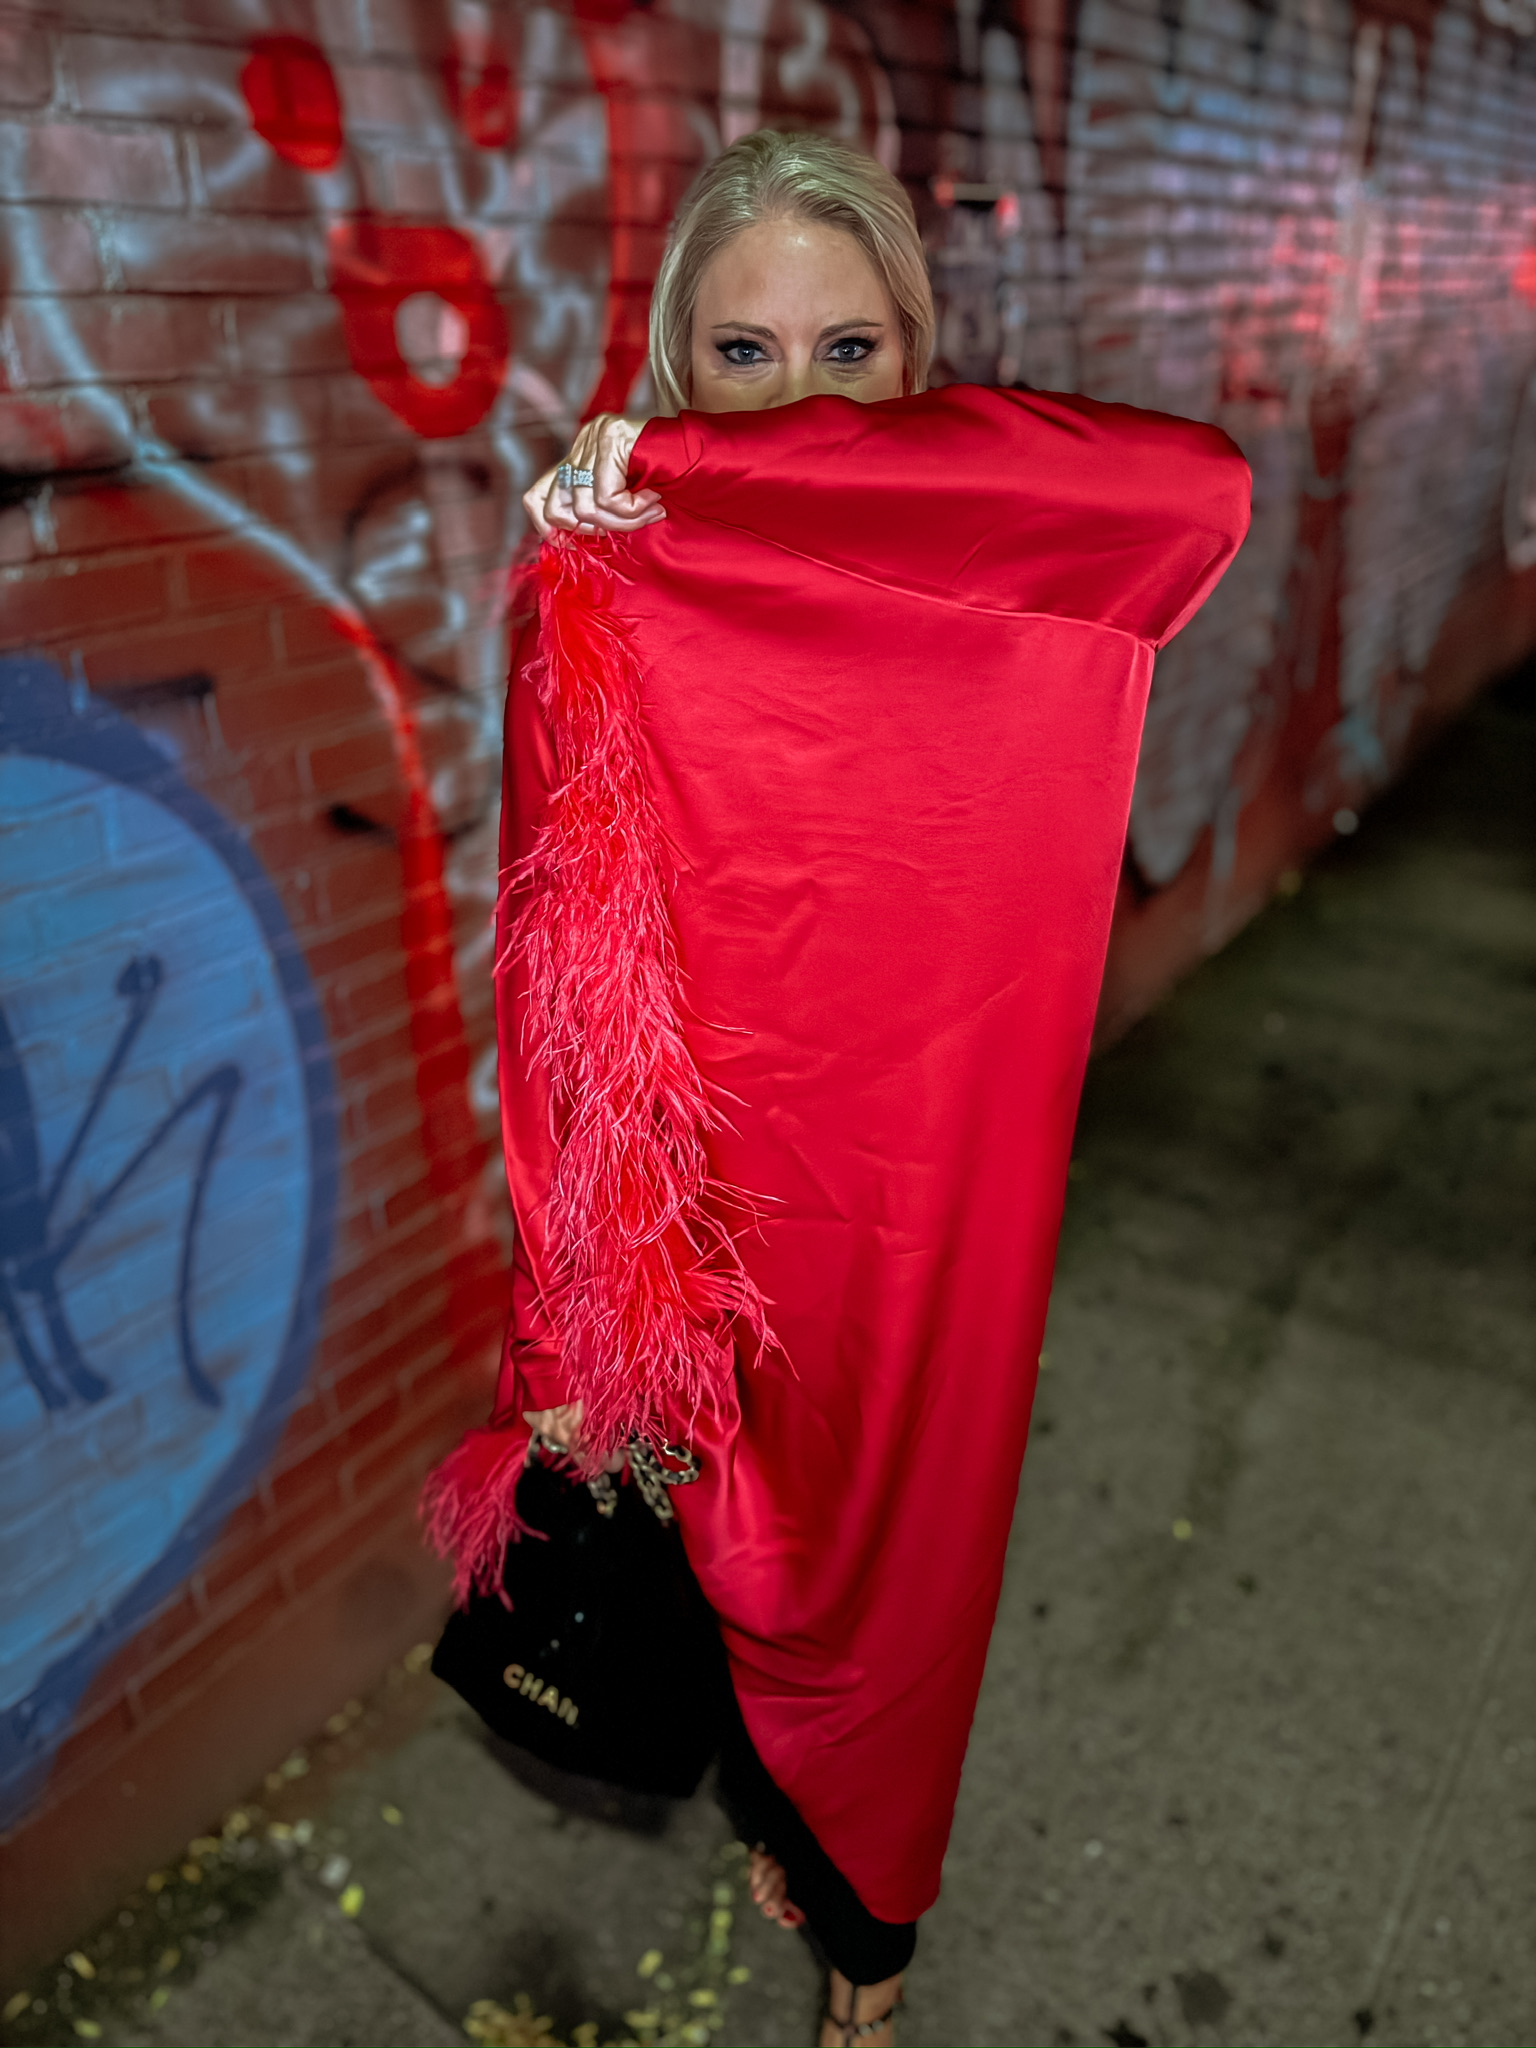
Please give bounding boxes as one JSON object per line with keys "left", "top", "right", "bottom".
{"left": 430, "top": 130, "right": 1249, "bottom": 2047}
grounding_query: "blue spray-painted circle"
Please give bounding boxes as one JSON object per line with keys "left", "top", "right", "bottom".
{"left": 0, "top": 658, "right": 338, "bottom": 1825}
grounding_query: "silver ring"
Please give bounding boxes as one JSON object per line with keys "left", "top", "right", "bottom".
{"left": 556, "top": 462, "right": 575, "bottom": 486}
{"left": 568, "top": 467, "right": 595, "bottom": 488}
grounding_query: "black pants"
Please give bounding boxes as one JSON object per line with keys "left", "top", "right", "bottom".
{"left": 714, "top": 1685, "right": 918, "bottom": 1987}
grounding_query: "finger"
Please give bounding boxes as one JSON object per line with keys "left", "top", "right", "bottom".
{"left": 570, "top": 472, "right": 600, "bottom": 529}
{"left": 522, "top": 470, "right": 558, "bottom": 538}
{"left": 566, "top": 495, "right": 665, "bottom": 535}
{"left": 595, "top": 489, "right": 666, "bottom": 529}
{"left": 542, "top": 473, "right": 583, "bottom": 532}
{"left": 592, "top": 423, "right": 633, "bottom": 512}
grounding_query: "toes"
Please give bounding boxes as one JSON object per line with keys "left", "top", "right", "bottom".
{"left": 745, "top": 1847, "right": 806, "bottom": 1929}
{"left": 748, "top": 1848, "right": 789, "bottom": 1920}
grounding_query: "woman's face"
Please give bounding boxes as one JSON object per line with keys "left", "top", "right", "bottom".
{"left": 688, "top": 216, "right": 904, "bottom": 412}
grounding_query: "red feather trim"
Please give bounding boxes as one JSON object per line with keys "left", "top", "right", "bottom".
{"left": 421, "top": 532, "right": 778, "bottom": 1605}
{"left": 508, "top": 533, "right": 776, "bottom": 1466}
{"left": 419, "top": 1419, "right": 542, "bottom": 1608}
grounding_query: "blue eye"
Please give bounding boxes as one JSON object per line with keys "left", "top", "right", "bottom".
{"left": 718, "top": 340, "right": 766, "bottom": 365}
{"left": 827, "top": 337, "right": 876, "bottom": 363}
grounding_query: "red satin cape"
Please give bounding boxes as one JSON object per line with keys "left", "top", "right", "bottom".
{"left": 451, "top": 386, "right": 1248, "bottom": 1923}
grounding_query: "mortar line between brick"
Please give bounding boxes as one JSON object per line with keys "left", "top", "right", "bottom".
{"left": 1357, "top": 1511, "right": 1536, "bottom": 2024}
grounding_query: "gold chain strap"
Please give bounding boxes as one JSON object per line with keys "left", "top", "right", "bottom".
{"left": 531, "top": 1433, "right": 700, "bottom": 1523}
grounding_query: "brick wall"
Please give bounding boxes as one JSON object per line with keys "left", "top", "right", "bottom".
{"left": 1, "top": 0, "right": 1534, "bottom": 1978}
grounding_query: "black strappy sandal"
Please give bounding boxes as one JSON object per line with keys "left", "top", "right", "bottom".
{"left": 822, "top": 1984, "right": 902, "bottom": 2045}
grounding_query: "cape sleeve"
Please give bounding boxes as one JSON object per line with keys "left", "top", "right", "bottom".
{"left": 629, "top": 383, "right": 1251, "bottom": 647}
{"left": 490, "top": 603, "right": 576, "bottom": 1420}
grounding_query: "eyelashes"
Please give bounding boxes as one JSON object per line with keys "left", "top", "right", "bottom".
{"left": 712, "top": 334, "right": 882, "bottom": 367}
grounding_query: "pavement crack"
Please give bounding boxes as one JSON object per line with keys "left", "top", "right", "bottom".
{"left": 1356, "top": 1514, "right": 1536, "bottom": 2019}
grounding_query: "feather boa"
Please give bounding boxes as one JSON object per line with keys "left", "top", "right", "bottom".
{"left": 422, "top": 533, "right": 775, "bottom": 1603}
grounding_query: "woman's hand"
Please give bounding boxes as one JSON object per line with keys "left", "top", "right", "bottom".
{"left": 522, "top": 1400, "right": 626, "bottom": 1472}
{"left": 522, "top": 414, "right": 664, "bottom": 539}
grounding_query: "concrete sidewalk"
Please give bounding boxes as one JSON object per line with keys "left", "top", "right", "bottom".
{"left": 7, "top": 670, "right": 1533, "bottom": 2048}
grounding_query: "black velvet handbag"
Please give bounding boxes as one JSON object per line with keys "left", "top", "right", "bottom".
{"left": 430, "top": 1439, "right": 729, "bottom": 1799}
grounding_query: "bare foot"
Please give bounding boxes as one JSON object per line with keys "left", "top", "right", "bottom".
{"left": 746, "top": 1844, "right": 805, "bottom": 1929}
{"left": 819, "top": 1968, "right": 903, "bottom": 2047}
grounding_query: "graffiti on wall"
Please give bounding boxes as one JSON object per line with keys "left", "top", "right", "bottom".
{"left": 1, "top": 0, "right": 1534, "bottom": 1828}
{"left": 0, "top": 657, "right": 337, "bottom": 1825}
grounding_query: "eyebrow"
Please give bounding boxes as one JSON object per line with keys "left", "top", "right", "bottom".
{"left": 708, "top": 319, "right": 887, "bottom": 339}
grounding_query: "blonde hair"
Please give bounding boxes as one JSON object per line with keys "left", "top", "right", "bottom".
{"left": 647, "top": 129, "right": 934, "bottom": 415}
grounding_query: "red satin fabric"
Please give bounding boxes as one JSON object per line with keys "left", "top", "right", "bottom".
{"left": 492, "top": 386, "right": 1249, "bottom": 1921}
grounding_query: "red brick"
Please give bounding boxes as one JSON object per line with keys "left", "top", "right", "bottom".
{"left": 286, "top": 1484, "right": 411, "bottom": 1600}
{"left": 386, "top": 154, "right": 453, "bottom": 219}
{"left": 81, "top": 607, "right": 276, "bottom": 693}
{"left": 262, "top": 1423, "right": 346, "bottom": 1520}
{"left": 38, "top": 1697, "right": 139, "bottom": 1804}
{"left": 267, "top": 1387, "right": 360, "bottom": 1479}
{"left": 43, "top": 476, "right": 224, "bottom": 555}
{"left": 187, "top": 127, "right": 319, "bottom": 217}
{"left": 190, "top": 1535, "right": 284, "bottom": 1616}
{"left": 189, "top": 1494, "right": 270, "bottom": 1607}
{"left": 0, "top": 205, "right": 99, "bottom": 290}
{"left": 0, "top": 390, "right": 134, "bottom": 474}
{"left": 230, "top": 296, "right": 350, "bottom": 376}
{"left": 331, "top": 1322, "right": 450, "bottom": 1419}
{"left": 301, "top": 725, "right": 403, "bottom": 801}
{"left": 218, "top": 750, "right": 310, "bottom": 831}
{"left": 77, "top": 1587, "right": 203, "bottom": 1702}
{"left": 315, "top": 837, "right": 402, "bottom": 923}
{"left": 15, "top": 122, "right": 182, "bottom": 208}
{"left": 144, "top": 375, "right": 330, "bottom": 460}
{"left": 129, "top": 1577, "right": 288, "bottom": 1728}
{"left": 334, "top": 1019, "right": 417, "bottom": 1089}
{"left": 0, "top": 15, "right": 54, "bottom": 108}
{"left": 345, "top": 1395, "right": 464, "bottom": 1505}
{"left": 322, "top": 1205, "right": 442, "bottom": 1311}
{"left": 313, "top": 0, "right": 366, "bottom": 52}
{"left": 9, "top": 296, "right": 231, "bottom": 389}
{"left": 324, "top": 1279, "right": 445, "bottom": 1391}
{"left": 335, "top": 60, "right": 429, "bottom": 129}
{"left": 303, "top": 910, "right": 402, "bottom": 982}
{"left": 336, "top": 1387, "right": 404, "bottom": 1467}
{"left": 358, "top": 0, "right": 440, "bottom": 58}
{"left": 0, "top": 554, "right": 172, "bottom": 648}
{"left": 383, "top": 1171, "right": 440, "bottom": 1234}
{"left": 400, "top": 1318, "right": 500, "bottom": 1402}
{"left": 327, "top": 969, "right": 415, "bottom": 1044}
{"left": 109, "top": 212, "right": 313, "bottom": 293}
{"left": 210, "top": 675, "right": 360, "bottom": 757}
{"left": 321, "top": 367, "right": 421, "bottom": 449}
{"left": 276, "top": 1391, "right": 338, "bottom": 1459}
{"left": 273, "top": 596, "right": 370, "bottom": 667}
{"left": 259, "top": 1475, "right": 352, "bottom": 1560}
{"left": 215, "top": 660, "right": 379, "bottom": 746}
{"left": 349, "top": 1065, "right": 423, "bottom": 1141}
{"left": 0, "top": 503, "right": 35, "bottom": 565}
{"left": 65, "top": 32, "right": 244, "bottom": 119}
{"left": 348, "top": 1124, "right": 436, "bottom": 1198}
{"left": 177, "top": 535, "right": 305, "bottom": 611}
